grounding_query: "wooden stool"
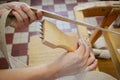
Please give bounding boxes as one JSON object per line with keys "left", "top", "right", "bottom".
{"left": 74, "top": 1, "right": 120, "bottom": 79}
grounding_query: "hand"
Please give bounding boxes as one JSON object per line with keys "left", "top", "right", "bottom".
{"left": 0, "top": 2, "right": 42, "bottom": 28}
{"left": 47, "top": 40, "right": 97, "bottom": 78}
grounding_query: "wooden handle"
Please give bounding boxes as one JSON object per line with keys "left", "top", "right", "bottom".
{"left": 6, "top": 8, "right": 120, "bottom": 35}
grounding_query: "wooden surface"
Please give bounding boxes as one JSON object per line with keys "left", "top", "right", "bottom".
{"left": 74, "top": 1, "right": 120, "bottom": 45}
{"left": 110, "top": 29, "right": 120, "bottom": 48}
{"left": 74, "top": 3, "right": 96, "bottom": 79}
{"left": 74, "top": 1, "right": 120, "bottom": 79}
{"left": 103, "top": 30, "right": 120, "bottom": 79}
{"left": 74, "top": 7, "right": 91, "bottom": 46}
{"left": 98, "top": 59, "right": 118, "bottom": 79}
{"left": 28, "top": 1, "right": 120, "bottom": 79}
{"left": 74, "top": 1, "right": 120, "bottom": 17}
{"left": 42, "top": 20, "right": 78, "bottom": 52}
{"left": 97, "top": 28, "right": 120, "bottom": 79}
{"left": 90, "top": 8, "right": 120, "bottom": 45}
{"left": 29, "top": 35, "right": 67, "bottom": 67}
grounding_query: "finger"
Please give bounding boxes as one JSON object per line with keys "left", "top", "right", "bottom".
{"left": 85, "top": 59, "right": 98, "bottom": 71}
{"left": 87, "top": 52, "right": 96, "bottom": 66}
{"left": 12, "top": 6, "right": 29, "bottom": 27}
{"left": 75, "top": 42, "right": 86, "bottom": 57}
{"left": 78, "top": 39, "right": 82, "bottom": 46}
{"left": 36, "top": 10, "right": 43, "bottom": 20}
{"left": 79, "top": 44, "right": 90, "bottom": 67}
{"left": 84, "top": 44, "right": 90, "bottom": 59}
{"left": 12, "top": 11, "right": 24, "bottom": 28}
{"left": 21, "top": 4, "right": 37, "bottom": 23}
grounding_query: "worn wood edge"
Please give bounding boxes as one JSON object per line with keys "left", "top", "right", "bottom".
{"left": 42, "top": 20, "right": 78, "bottom": 52}
{"left": 103, "top": 32, "right": 120, "bottom": 79}
{"left": 74, "top": 1, "right": 120, "bottom": 17}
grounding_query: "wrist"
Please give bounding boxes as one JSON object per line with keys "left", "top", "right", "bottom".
{"left": 46, "top": 63, "right": 62, "bottom": 79}
{"left": 36, "top": 64, "right": 58, "bottom": 80}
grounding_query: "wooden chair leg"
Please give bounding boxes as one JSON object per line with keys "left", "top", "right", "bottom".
{"left": 103, "top": 31, "right": 120, "bottom": 79}
{"left": 90, "top": 8, "right": 119, "bottom": 45}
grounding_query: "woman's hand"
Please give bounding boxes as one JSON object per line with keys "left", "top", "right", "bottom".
{"left": 0, "top": 2, "right": 42, "bottom": 28}
{"left": 47, "top": 40, "right": 97, "bottom": 78}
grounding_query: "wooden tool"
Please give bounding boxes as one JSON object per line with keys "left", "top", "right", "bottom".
{"left": 7, "top": 7, "right": 120, "bottom": 35}
{"left": 41, "top": 20, "right": 78, "bottom": 52}
{"left": 41, "top": 10, "right": 120, "bottom": 35}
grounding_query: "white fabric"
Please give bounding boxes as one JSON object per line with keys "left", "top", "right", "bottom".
{"left": 57, "top": 71, "right": 117, "bottom": 80}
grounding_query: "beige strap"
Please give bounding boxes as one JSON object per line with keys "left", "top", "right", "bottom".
{"left": 0, "top": 10, "right": 12, "bottom": 68}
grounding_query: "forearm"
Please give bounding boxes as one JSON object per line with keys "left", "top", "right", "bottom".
{"left": 0, "top": 65, "right": 56, "bottom": 80}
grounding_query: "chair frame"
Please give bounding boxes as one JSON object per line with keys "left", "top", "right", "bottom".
{"left": 74, "top": 1, "right": 120, "bottom": 79}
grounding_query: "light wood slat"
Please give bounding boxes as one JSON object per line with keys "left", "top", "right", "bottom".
{"left": 103, "top": 31, "right": 120, "bottom": 79}
{"left": 73, "top": 5, "right": 94, "bottom": 80}
{"left": 74, "top": 8, "right": 91, "bottom": 46}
